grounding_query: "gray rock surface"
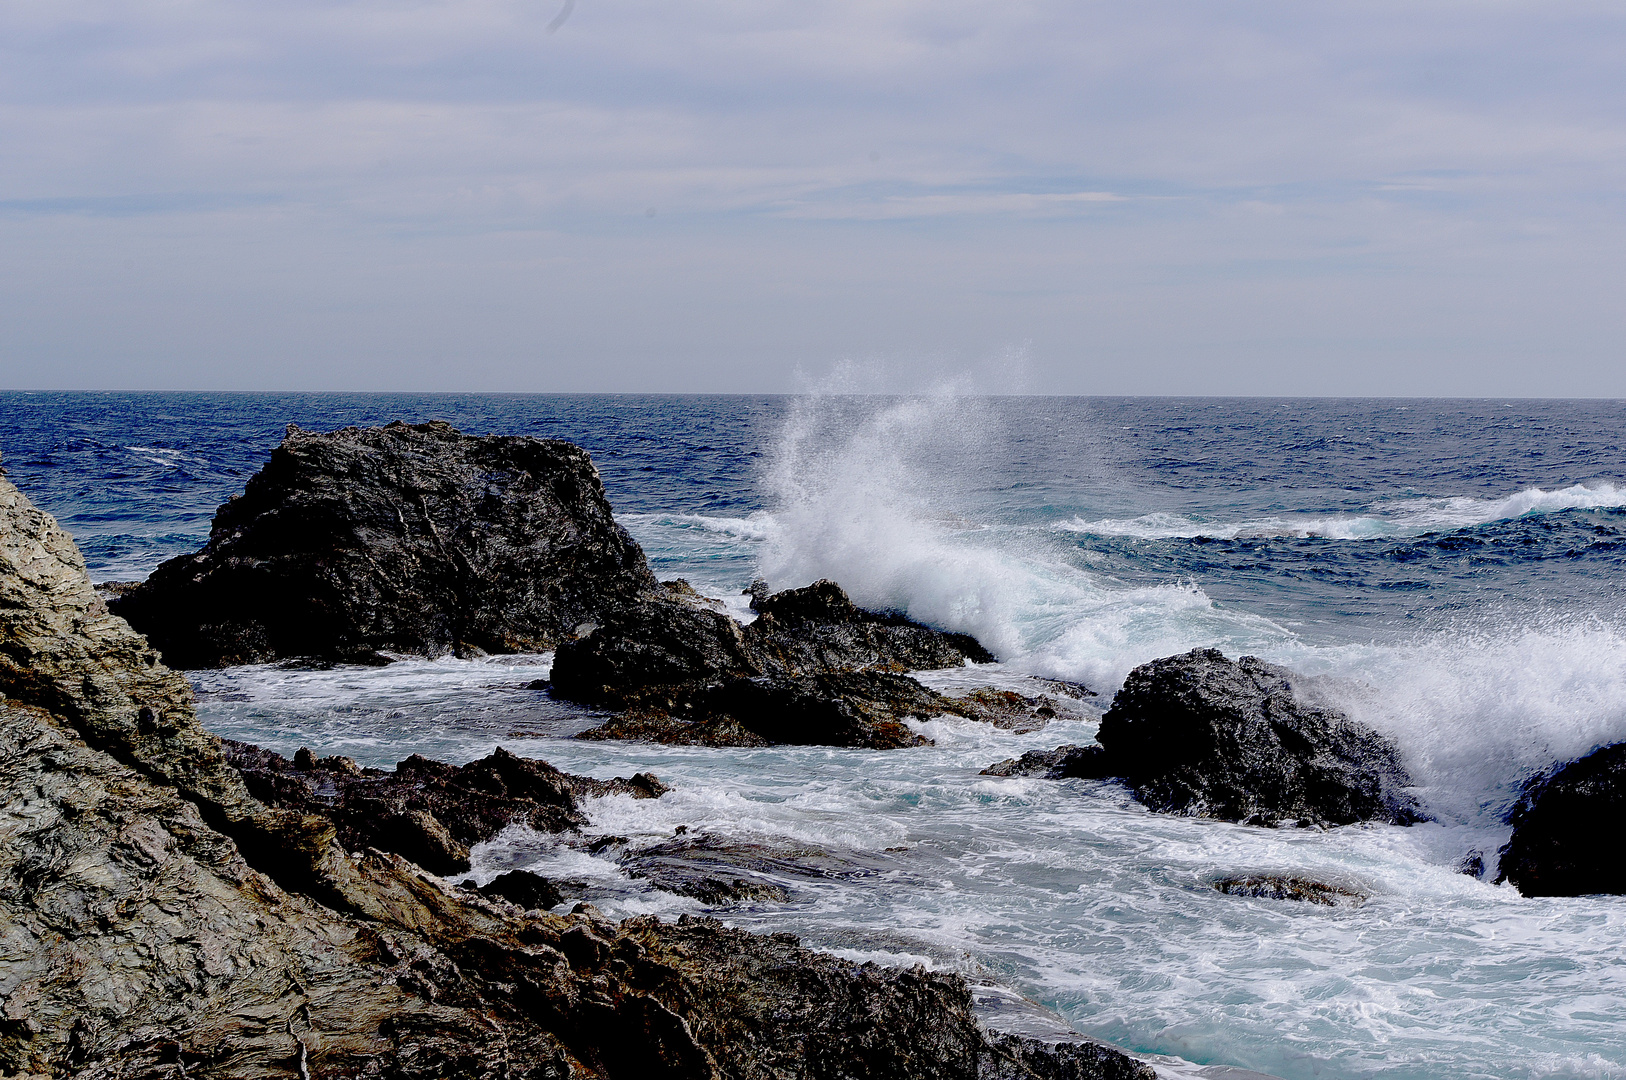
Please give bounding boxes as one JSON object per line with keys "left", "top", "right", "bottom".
{"left": 1096, "top": 649, "right": 1424, "bottom": 826}
{"left": 111, "top": 421, "right": 656, "bottom": 668}
{"left": 1, "top": 464, "right": 1154, "bottom": 1080}
{"left": 982, "top": 649, "right": 1424, "bottom": 828}
{"left": 1497, "top": 741, "right": 1626, "bottom": 897}
{"left": 557, "top": 579, "right": 1005, "bottom": 748}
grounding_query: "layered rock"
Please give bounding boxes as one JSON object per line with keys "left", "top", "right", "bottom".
{"left": 1, "top": 463, "right": 1155, "bottom": 1079}
{"left": 1497, "top": 742, "right": 1626, "bottom": 897}
{"left": 224, "top": 741, "right": 669, "bottom": 876}
{"left": 556, "top": 579, "right": 1004, "bottom": 748}
{"left": 111, "top": 421, "right": 656, "bottom": 668}
{"left": 984, "top": 649, "right": 1424, "bottom": 828}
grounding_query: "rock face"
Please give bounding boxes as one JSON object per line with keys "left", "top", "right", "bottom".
{"left": 1497, "top": 742, "right": 1626, "bottom": 897}
{"left": 1, "top": 464, "right": 1155, "bottom": 1079}
{"left": 1095, "top": 650, "right": 1424, "bottom": 827}
{"left": 555, "top": 579, "right": 1002, "bottom": 748}
{"left": 983, "top": 649, "right": 1423, "bottom": 828}
{"left": 110, "top": 421, "right": 656, "bottom": 668}
{"left": 224, "top": 741, "right": 669, "bottom": 876}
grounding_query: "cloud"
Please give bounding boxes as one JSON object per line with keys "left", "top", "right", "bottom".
{"left": 1, "top": 0, "right": 1625, "bottom": 392}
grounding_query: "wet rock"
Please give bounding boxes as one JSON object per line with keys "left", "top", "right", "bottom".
{"left": 1096, "top": 649, "right": 1424, "bottom": 827}
{"left": 554, "top": 578, "right": 992, "bottom": 710}
{"left": 982, "top": 1032, "right": 1157, "bottom": 1080}
{"left": 982, "top": 745, "right": 1113, "bottom": 779}
{"left": 946, "top": 687, "right": 1069, "bottom": 733}
{"left": 224, "top": 740, "right": 668, "bottom": 875}
{"left": 559, "top": 578, "right": 1015, "bottom": 748}
{"left": 616, "top": 833, "right": 901, "bottom": 907}
{"left": 1497, "top": 742, "right": 1626, "bottom": 897}
{"left": 478, "top": 868, "right": 564, "bottom": 911}
{"left": 1457, "top": 850, "right": 1486, "bottom": 878}
{"left": 1212, "top": 874, "right": 1368, "bottom": 906}
{"left": 110, "top": 420, "right": 656, "bottom": 668}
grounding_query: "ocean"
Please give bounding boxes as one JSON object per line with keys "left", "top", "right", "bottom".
{"left": 5, "top": 390, "right": 1624, "bottom": 1079}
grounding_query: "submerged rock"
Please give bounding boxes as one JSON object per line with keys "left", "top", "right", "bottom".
{"left": 1497, "top": 742, "right": 1626, "bottom": 897}
{"left": 111, "top": 420, "right": 656, "bottom": 667}
{"left": 981, "top": 649, "right": 1424, "bottom": 828}
{"left": 224, "top": 740, "right": 668, "bottom": 875}
{"left": 615, "top": 832, "right": 905, "bottom": 907}
{"left": 0, "top": 456, "right": 1159, "bottom": 1079}
{"left": 1212, "top": 874, "right": 1368, "bottom": 906}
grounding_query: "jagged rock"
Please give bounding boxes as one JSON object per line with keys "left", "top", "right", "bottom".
{"left": 225, "top": 740, "right": 668, "bottom": 875}
{"left": 558, "top": 579, "right": 1002, "bottom": 748}
{"left": 553, "top": 578, "right": 993, "bottom": 710}
{"left": 1212, "top": 875, "right": 1368, "bottom": 906}
{"left": 2, "top": 464, "right": 1160, "bottom": 1079}
{"left": 982, "top": 1033, "right": 1156, "bottom": 1080}
{"left": 110, "top": 421, "right": 656, "bottom": 668}
{"left": 1497, "top": 742, "right": 1626, "bottom": 897}
{"left": 981, "top": 745, "right": 1112, "bottom": 779}
{"left": 478, "top": 869, "right": 565, "bottom": 911}
{"left": 980, "top": 650, "right": 1423, "bottom": 827}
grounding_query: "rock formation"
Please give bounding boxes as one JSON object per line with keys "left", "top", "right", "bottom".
{"left": 223, "top": 741, "right": 669, "bottom": 876}
{"left": 555, "top": 579, "right": 1018, "bottom": 748}
{"left": 983, "top": 649, "right": 1424, "bottom": 828}
{"left": 0, "top": 462, "right": 1154, "bottom": 1079}
{"left": 1497, "top": 742, "right": 1626, "bottom": 897}
{"left": 110, "top": 421, "right": 656, "bottom": 668}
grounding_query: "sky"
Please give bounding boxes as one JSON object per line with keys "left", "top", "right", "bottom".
{"left": 2, "top": 1, "right": 1624, "bottom": 395}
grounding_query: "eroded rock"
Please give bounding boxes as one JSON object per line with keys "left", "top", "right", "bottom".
{"left": 225, "top": 740, "right": 668, "bottom": 875}
{"left": 1497, "top": 742, "right": 1626, "bottom": 897}
{"left": 984, "top": 650, "right": 1424, "bottom": 828}
{"left": 111, "top": 421, "right": 656, "bottom": 667}
{"left": 1212, "top": 875, "right": 1368, "bottom": 906}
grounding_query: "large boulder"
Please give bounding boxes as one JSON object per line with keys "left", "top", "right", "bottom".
{"left": 0, "top": 456, "right": 1161, "bottom": 1079}
{"left": 1497, "top": 742, "right": 1626, "bottom": 897}
{"left": 554, "top": 578, "right": 1003, "bottom": 748}
{"left": 111, "top": 421, "right": 656, "bottom": 668}
{"left": 984, "top": 649, "right": 1424, "bottom": 828}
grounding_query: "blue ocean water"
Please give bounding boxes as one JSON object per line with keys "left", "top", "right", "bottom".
{"left": 5, "top": 390, "right": 1626, "bottom": 1080}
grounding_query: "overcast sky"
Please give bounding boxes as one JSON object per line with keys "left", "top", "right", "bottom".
{"left": 2, "top": 1, "right": 1624, "bottom": 394}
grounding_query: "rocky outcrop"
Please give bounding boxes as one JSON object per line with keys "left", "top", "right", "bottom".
{"left": 557, "top": 579, "right": 1007, "bottom": 748}
{"left": 983, "top": 649, "right": 1424, "bottom": 828}
{"left": 223, "top": 741, "right": 669, "bottom": 876}
{"left": 1497, "top": 742, "right": 1626, "bottom": 897}
{"left": 553, "top": 579, "right": 993, "bottom": 710}
{"left": 110, "top": 421, "right": 656, "bottom": 668}
{"left": 2, "top": 464, "right": 1156, "bottom": 1079}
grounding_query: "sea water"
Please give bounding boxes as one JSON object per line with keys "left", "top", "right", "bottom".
{"left": 5, "top": 391, "right": 1625, "bottom": 1079}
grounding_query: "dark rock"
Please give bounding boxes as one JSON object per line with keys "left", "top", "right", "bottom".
{"left": 110, "top": 420, "right": 656, "bottom": 668}
{"left": 558, "top": 579, "right": 1004, "bottom": 748}
{"left": 1095, "top": 649, "right": 1424, "bottom": 827}
{"left": 982, "top": 1032, "right": 1157, "bottom": 1080}
{"left": 479, "top": 868, "right": 565, "bottom": 911}
{"left": 945, "top": 687, "right": 1070, "bottom": 733}
{"left": 981, "top": 745, "right": 1113, "bottom": 779}
{"left": 1212, "top": 874, "right": 1368, "bottom": 906}
{"left": 1497, "top": 742, "right": 1626, "bottom": 897}
{"left": 224, "top": 740, "right": 668, "bottom": 875}
{"left": 1458, "top": 850, "right": 1486, "bottom": 878}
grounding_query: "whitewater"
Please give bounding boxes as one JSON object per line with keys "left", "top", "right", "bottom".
{"left": 5, "top": 391, "right": 1625, "bottom": 1079}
